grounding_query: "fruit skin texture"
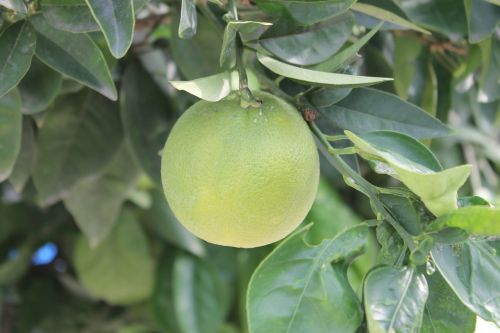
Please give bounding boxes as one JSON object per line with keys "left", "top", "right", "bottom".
{"left": 161, "top": 91, "right": 320, "bottom": 248}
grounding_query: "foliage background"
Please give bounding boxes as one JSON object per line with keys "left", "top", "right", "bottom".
{"left": 0, "top": 0, "right": 499, "bottom": 332}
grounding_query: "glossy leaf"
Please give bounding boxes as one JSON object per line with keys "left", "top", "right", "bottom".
{"left": 173, "top": 254, "right": 227, "bottom": 333}
{"left": 429, "top": 206, "right": 500, "bottom": 236}
{"left": 247, "top": 225, "right": 368, "bottom": 333}
{"left": 399, "top": 0, "right": 467, "bottom": 39}
{"left": 42, "top": 0, "right": 99, "bottom": 33}
{"left": 0, "top": 0, "right": 27, "bottom": 12}
{"left": 376, "top": 222, "right": 405, "bottom": 265}
{"left": 364, "top": 266, "right": 429, "bottom": 333}
{"left": 254, "top": 0, "right": 355, "bottom": 26}
{"left": 346, "top": 131, "right": 471, "bottom": 216}
{"left": 18, "top": 58, "right": 62, "bottom": 114}
{"left": 143, "top": 190, "right": 206, "bottom": 257}
{"left": 260, "top": 13, "right": 353, "bottom": 66}
{"left": 351, "top": 3, "right": 430, "bottom": 34}
{"left": 9, "top": 117, "right": 36, "bottom": 192}
{"left": 421, "top": 271, "right": 476, "bottom": 333}
{"left": 310, "top": 22, "right": 383, "bottom": 72}
{"left": 73, "top": 209, "right": 155, "bottom": 305}
{"left": 257, "top": 54, "right": 392, "bottom": 87}
{"left": 33, "top": 91, "right": 123, "bottom": 206}
{"left": 308, "top": 87, "right": 352, "bottom": 107}
{"left": 178, "top": 0, "right": 197, "bottom": 39}
{"left": 464, "top": 0, "right": 500, "bottom": 43}
{"left": 85, "top": 0, "right": 135, "bottom": 58}
{"left": 0, "top": 21, "right": 36, "bottom": 98}
{"left": 64, "top": 145, "right": 139, "bottom": 247}
{"left": 30, "top": 14, "right": 117, "bottom": 100}
{"left": 320, "top": 88, "right": 451, "bottom": 139}
{"left": 0, "top": 89, "right": 22, "bottom": 182}
{"left": 170, "top": 9, "right": 223, "bottom": 79}
{"left": 432, "top": 240, "right": 500, "bottom": 325}
{"left": 120, "top": 61, "right": 172, "bottom": 184}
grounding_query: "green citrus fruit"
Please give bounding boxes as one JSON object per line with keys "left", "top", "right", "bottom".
{"left": 161, "top": 91, "right": 319, "bottom": 248}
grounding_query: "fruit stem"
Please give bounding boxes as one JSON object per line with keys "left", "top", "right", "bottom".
{"left": 309, "top": 122, "right": 417, "bottom": 252}
{"left": 230, "top": 0, "right": 261, "bottom": 108}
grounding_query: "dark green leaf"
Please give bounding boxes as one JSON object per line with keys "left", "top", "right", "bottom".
{"left": 143, "top": 190, "right": 206, "bottom": 257}
{"left": 393, "top": 34, "right": 423, "bottom": 100}
{"left": 421, "top": 270, "right": 476, "bottom": 333}
{"left": 42, "top": 0, "right": 99, "bottom": 33}
{"left": 376, "top": 222, "right": 406, "bottom": 265}
{"left": 120, "top": 61, "right": 173, "bottom": 183}
{"left": 173, "top": 253, "right": 227, "bottom": 333}
{"left": 33, "top": 91, "right": 123, "bottom": 206}
{"left": 322, "top": 88, "right": 451, "bottom": 139}
{"left": 429, "top": 206, "right": 500, "bottom": 236}
{"left": 260, "top": 13, "right": 353, "bottom": 66}
{"left": 254, "top": 0, "right": 355, "bottom": 26}
{"left": 0, "top": 242, "right": 33, "bottom": 286}
{"left": 247, "top": 225, "right": 368, "bottom": 333}
{"left": 64, "top": 144, "right": 139, "bottom": 246}
{"left": 464, "top": 0, "right": 500, "bottom": 43}
{"left": 0, "top": 20, "right": 36, "bottom": 98}
{"left": 309, "top": 22, "right": 383, "bottom": 72}
{"left": 400, "top": 0, "right": 467, "bottom": 39}
{"left": 308, "top": 87, "right": 351, "bottom": 107}
{"left": 432, "top": 240, "right": 500, "bottom": 325}
{"left": 0, "top": 89, "right": 22, "bottom": 182}
{"left": 351, "top": 2, "right": 430, "bottom": 34}
{"left": 85, "top": 0, "right": 135, "bottom": 58}
{"left": 458, "top": 195, "right": 491, "bottom": 207}
{"left": 171, "top": 9, "right": 223, "bottom": 79}
{"left": 30, "top": 14, "right": 117, "bottom": 100}
{"left": 8, "top": 117, "right": 36, "bottom": 192}
{"left": 18, "top": 58, "right": 62, "bottom": 114}
{"left": 364, "top": 266, "right": 429, "bottom": 333}
{"left": 257, "top": 54, "right": 392, "bottom": 87}
{"left": 73, "top": 208, "right": 155, "bottom": 305}
{"left": 178, "top": 0, "right": 197, "bottom": 39}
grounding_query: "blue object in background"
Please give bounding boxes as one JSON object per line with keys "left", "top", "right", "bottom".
{"left": 32, "top": 242, "right": 58, "bottom": 265}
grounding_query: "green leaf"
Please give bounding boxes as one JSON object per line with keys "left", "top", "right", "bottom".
{"left": 0, "top": 20, "right": 36, "bottom": 98}
{"left": 376, "top": 222, "right": 405, "bottom": 265}
{"left": 478, "top": 36, "right": 500, "bottom": 103}
{"left": 171, "top": 9, "right": 223, "bottom": 79}
{"left": 220, "top": 20, "right": 272, "bottom": 67}
{"left": 120, "top": 61, "right": 173, "bottom": 184}
{"left": 429, "top": 206, "right": 500, "bottom": 236}
{"left": 257, "top": 54, "right": 392, "bottom": 87}
{"left": 0, "top": 242, "right": 33, "bottom": 286}
{"left": 173, "top": 253, "right": 227, "bottom": 333}
{"left": 320, "top": 88, "right": 451, "bottom": 139}
{"left": 33, "top": 91, "right": 123, "bottom": 206}
{"left": 178, "top": 0, "right": 197, "bottom": 39}
{"left": 464, "top": 0, "right": 500, "bottom": 43}
{"left": 64, "top": 144, "right": 139, "bottom": 247}
{"left": 254, "top": 0, "right": 355, "bottom": 26}
{"left": 0, "top": 89, "right": 22, "bottom": 182}
{"left": 247, "top": 224, "right": 368, "bottom": 333}
{"left": 346, "top": 131, "right": 471, "bottom": 216}
{"left": 393, "top": 34, "right": 423, "bottom": 100}
{"left": 310, "top": 22, "right": 383, "bottom": 72}
{"left": 364, "top": 266, "right": 429, "bottom": 333}
{"left": 432, "top": 240, "right": 500, "bottom": 325}
{"left": 170, "top": 70, "right": 258, "bottom": 102}
{"left": 399, "top": 0, "right": 467, "bottom": 39}
{"left": 41, "top": 0, "right": 99, "bottom": 33}
{"left": 29, "top": 14, "right": 117, "bottom": 100}
{"left": 8, "top": 117, "right": 36, "bottom": 192}
{"left": 351, "top": 3, "right": 430, "bottom": 34}
{"left": 143, "top": 190, "right": 206, "bottom": 257}
{"left": 18, "top": 58, "right": 62, "bottom": 114}
{"left": 308, "top": 87, "right": 352, "bottom": 107}
{"left": 260, "top": 13, "right": 353, "bottom": 66}
{"left": 85, "top": 0, "right": 135, "bottom": 58}
{"left": 152, "top": 253, "right": 182, "bottom": 333}
{"left": 421, "top": 270, "right": 476, "bottom": 333}
{"left": 0, "top": 0, "right": 27, "bottom": 13}
{"left": 73, "top": 208, "right": 155, "bottom": 305}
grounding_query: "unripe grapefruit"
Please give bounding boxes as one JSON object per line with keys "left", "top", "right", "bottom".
{"left": 161, "top": 91, "right": 319, "bottom": 248}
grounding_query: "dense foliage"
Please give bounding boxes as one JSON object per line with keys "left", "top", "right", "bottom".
{"left": 0, "top": 0, "right": 499, "bottom": 332}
